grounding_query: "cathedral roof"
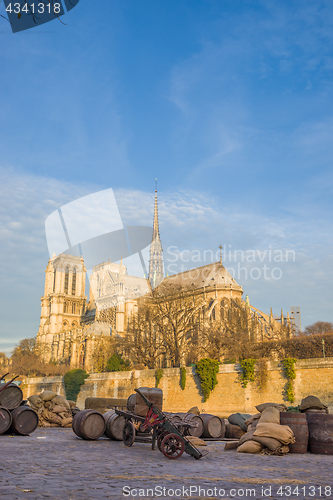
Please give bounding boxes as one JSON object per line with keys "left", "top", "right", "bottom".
{"left": 158, "top": 261, "right": 242, "bottom": 292}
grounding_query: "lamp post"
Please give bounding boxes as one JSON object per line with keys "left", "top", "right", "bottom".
{"left": 322, "top": 339, "right": 325, "bottom": 358}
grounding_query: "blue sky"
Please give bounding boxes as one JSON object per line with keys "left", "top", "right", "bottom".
{"left": 1, "top": 0, "right": 333, "bottom": 354}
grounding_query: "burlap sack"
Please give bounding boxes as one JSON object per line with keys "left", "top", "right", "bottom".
{"left": 244, "top": 413, "right": 261, "bottom": 427}
{"left": 256, "top": 402, "right": 287, "bottom": 413}
{"left": 238, "top": 429, "right": 255, "bottom": 446}
{"left": 237, "top": 440, "right": 262, "bottom": 453}
{"left": 252, "top": 435, "right": 283, "bottom": 451}
{"left": 254, "top": 423, "right": 295, "bottom": 444}
{"left": 224, "top": 441, "right": 239, "bottom": 450}
{"left": 59, "top": 411, "right": 72, "bottom": 419}
{"left": 259, "top": 407, "right": 280, "bottom": 424}
{"left": 39, "top": 390, "right": 57, "bottom": 402}
{"left": 228, "top": 413, "right": 251, "bottom": 432}
{"left": 52, "top": 405, "right": 68, "bottom": 414}
{"left": 67, "top": 400, "right": 77, "bottom": 409}
{"left": 300, "top": 395, "right": 327, "bottom": 411}
{"left": 44, "top": 401, "right": 54, "bottom": 410}
{"left": 188, "top": 406, "right": 200, "bottom": 415}
{"left": 28, "top": 395, "right": 43, "bottom": 408}
{"left": 52, "top": 395, "right": 70, "bottom": 409}
{"left": 60, "top": 417, "right": 73, "bottom": 427}
{"left": 262, "top": 445, "right": 290, "bottom": 456}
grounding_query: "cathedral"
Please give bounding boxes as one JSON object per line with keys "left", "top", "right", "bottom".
{"left": 36, "top": 187, "right": 293, "bottom": 370}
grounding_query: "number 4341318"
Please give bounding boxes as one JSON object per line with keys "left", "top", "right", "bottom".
{"left": 6, "top": 3, "right": 61, "bottom": 14}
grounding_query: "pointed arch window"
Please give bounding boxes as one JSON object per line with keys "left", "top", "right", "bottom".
{"left": 64, "top": 267, "right": 69, "bottom": 294}
{"left": 72, "top": 267, "right": 77, "bottom": 295}
{"left": 72, "top": 303, "right": 76, "bottom": 314}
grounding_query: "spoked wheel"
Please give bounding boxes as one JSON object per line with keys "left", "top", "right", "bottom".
{"left": 160, "top": 433, "right": 185, "bottom": 460}
{"left": 123, "top": 420, "right": 136, "bottom": 447}
{"left": 157, "top": 431, "right": 169, "bottom": 452}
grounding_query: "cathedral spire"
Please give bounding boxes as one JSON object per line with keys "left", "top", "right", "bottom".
{"left": 149, "top": 180, "right": 164, "bottom": 289}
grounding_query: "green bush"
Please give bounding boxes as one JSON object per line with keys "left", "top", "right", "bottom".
{"left": 106, "top": 354, "right": 131, "bottom": 372}
{"left": 240, "top": 358, "right": 256, "bottom": 388}
{"left": 64, "top": 369, "right": 89, "bottom": 402}
{"left": 155, "top": 368, "right": 163, "bottom": 388}
{"left": 195, "top": 358, "right": 219, "bottom": 402}
{"left": 180, "top": 367, "right": 186, "bottom": 390}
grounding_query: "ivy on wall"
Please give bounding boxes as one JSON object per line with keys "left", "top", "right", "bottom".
{"left": 155, "top": 368, "right": 163, "bottom": 388}
{"left": 282, "top": 357, "right": 297, "bottom": 403}
{"left": 180, "top": 367, "right": 186, "bottom": 390}
{"left": 239, "top": 358, "right": 256, "bottom": 388}
{"left": 195, "top": 358, "right": 219, "bottom": 402}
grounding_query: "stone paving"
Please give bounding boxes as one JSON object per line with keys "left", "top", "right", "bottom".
{"left": 1, "top": 428, "right": 333, "bottom": 500}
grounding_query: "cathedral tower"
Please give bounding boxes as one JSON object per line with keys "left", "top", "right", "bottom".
{"left": 148, "top": 182, "right": 164, "bottom": 288}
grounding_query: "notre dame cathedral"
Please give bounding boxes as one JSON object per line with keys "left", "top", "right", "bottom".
{"left": 36, "top": 187, "right": 293, "bottom": 371}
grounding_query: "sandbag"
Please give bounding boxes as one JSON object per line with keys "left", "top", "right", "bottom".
{"left": 256, "top": 402, "right": 286, "bottom": 413}
{"left": 259, "top": 407, "right": 280, "bottom": 424}
{"left": 228, "top": 413, "right": 251, "bottom": 432}
{"left": 52, "top": 405, "right": 68, "bottom": 414}
{"left": 252, "top": 435, "right": 283, "bottom": 451}
{"left": 27, "top": 395, "right": 43, "bottom": 408}
{"left": 60, "top": 417, "right": 72, "bottom": 427}
{"left": 188, "top": 406, "right": 200, "bottom": 415}
{"left": 39, "top": 391, "right": 57, "bottom": 402}
{"left": 244, "top": 413, "right": 261, "bottom": 427}
{"left": 44, "top": 401, "right": 54, "bottom": 410}
{"left": 67, "top": 400, "right": 77, "bottom": 409}
{"left": 224, "top": 441, "right": 239, "bottom": 450}
{"left": 238, "top": 429, "right": 255, "bottom": 446}
{"left": 262, "top": 445, "right": 290, "bottom": 456}
{"left": 254, "top": 423, "right": 295, "bottom": 444}
{"left": 52, "top": 395, "right": 70, "bottom": 409}
{"left": 300, "top": 395, "right": 327, "bottom": 411}
{"left": 237, "top": 440, "right": 262, "bottom": 453}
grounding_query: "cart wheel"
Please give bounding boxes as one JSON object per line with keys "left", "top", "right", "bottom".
{"left": 157, "top": 431, "right": 169, "bottom": 452}
{"left": 123, "top": 421, "right": 136, "bottom": 447}
{"left": 161, "top": 433, "right": 185, "bottom": 460}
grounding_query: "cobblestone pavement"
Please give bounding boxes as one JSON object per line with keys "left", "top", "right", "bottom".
{"left": 1, "top": 428, "right": 333, "bottom": 500}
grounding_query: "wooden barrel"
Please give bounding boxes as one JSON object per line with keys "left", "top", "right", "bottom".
{"left": 171, "top": 412, "right": 204, "bottom": 437}
{"left": 307, "top": 413, "right": 333, "bottom": 455}
{"left": 280, "top": 412, "right": 308, "bottom": 453}
{"left": 72, "top": 409, "right": 106, "bottom": 440}
{"left": 127, "top": 394, "right": 136, "bottom": 412}
{"left": 0, "top": 406, "right": 12, "bottom": 434}
{"left": 0, "top": 383, "right": 23, "bottom": 410}
{"left": 225, "top": 422, "right": 245, "bottom": 439}
{"left": 10, "top": 406, "right": 38, "bottom": 435}
{"left": 104, "top": 410, "right": 125, "bottom": 440}
{"left": 200, "top": 414, "right": 225, "bottom": 438}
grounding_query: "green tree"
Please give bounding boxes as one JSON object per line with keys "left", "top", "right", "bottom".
{"left": 64, "top": 369, "right": 89, "bottom": 402}
{"left": 106, "top": 353, "right": 131, "bottom": 372}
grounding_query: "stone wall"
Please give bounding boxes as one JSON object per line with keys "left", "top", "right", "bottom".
{"left": 21, "top": 357, "right": 333, "bottom": 416}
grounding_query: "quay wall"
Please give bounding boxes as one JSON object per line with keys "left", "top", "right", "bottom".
{"left": 21, "top": 357, "right": 333, "bottom": 416}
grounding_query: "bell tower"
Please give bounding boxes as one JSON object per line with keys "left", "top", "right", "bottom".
{"left": 148, "top": 181, "right": 164, "bottom": 288}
